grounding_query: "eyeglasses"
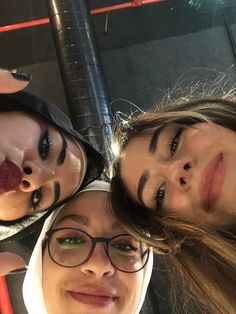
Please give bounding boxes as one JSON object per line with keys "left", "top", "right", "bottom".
{"left": 45, "top": 228, "right": 150, "bottom": 273}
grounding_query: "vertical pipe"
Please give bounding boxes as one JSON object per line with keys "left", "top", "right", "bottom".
{"left": 46, "top": 0, "right": 114, "bottom": 168}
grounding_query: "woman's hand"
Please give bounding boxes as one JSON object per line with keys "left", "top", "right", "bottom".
{"left": 0, "top": 252, "right": 26, "bottom": 276}
{"left": 0, "top": 68, "right": 31, "bottom": 93}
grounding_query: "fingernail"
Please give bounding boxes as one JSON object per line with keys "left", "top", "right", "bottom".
{"left": 10, "top": 69, "right": 32, "bottom": 82}
{"left": 8, "top": 266, "right": 28, "bottom": 275}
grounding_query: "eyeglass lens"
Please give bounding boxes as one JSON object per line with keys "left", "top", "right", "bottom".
{"left": 48, "top": 228, "right": 149, "bottom": 273}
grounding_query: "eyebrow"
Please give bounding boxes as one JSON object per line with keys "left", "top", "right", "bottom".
{"left": 55, "top": 215, "right": 124, "bottom": 232}
{"left": 57, "top": 131, "right": 68, "bottom": 165}
{"left": 137, "top": 170, "right": 149, "bottom": 206}
{"left": 55, "top": 214, "right": 89, "bottom": 226}
{"left": 50, "top": 182, "right": 61, "bottom": 208}
{"left": 148, "top": 126, "right": 164, "bottom": 154}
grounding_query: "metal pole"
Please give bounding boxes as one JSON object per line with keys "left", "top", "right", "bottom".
{"left": 47, "top": 0, "right": 114, "bottom": 168}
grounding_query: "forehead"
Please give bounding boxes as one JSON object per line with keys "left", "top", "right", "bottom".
{"left": 53, "top": 191, "right": 117, "bottom": 227}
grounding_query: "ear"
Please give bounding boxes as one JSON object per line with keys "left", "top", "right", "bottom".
{"left": 0, "top": 68, "right": 31, "bottom": 93}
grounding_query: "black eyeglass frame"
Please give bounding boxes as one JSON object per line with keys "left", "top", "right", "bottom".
{"left": 45, "top": 227, "right": 150, "bottom": 273}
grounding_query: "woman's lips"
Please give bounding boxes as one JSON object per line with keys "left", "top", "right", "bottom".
{"left": 68, "top": 288, "right": 118, "bottom": 307}
{"left": 199, "top": 154, "right": 225, "bottom": 211}
{"left": 0, "top": 159, "right": 23, "bottom": 194}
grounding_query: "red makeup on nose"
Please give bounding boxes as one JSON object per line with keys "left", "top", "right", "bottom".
{"left": 0, "top": 159, "right": 23, "bottom": 194}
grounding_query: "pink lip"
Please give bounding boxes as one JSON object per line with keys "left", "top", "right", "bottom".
{"left": 199, "top": 154, "right": 225, "bottom": 211}
{"left": 68, "top": 288, "right": 118, "bottom": 307}
{"left": 0, "top": 159, "right": 23, "bottom": 194}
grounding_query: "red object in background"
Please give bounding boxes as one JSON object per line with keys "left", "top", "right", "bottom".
{"left": 0, "top": 0, "right": 164, "bottom": 33}
{"left": 0, "top": 18, "right": 49, "bottom": 33}
{"left": 91, "top": 0, "right": 164, "bottom": 14}
{"left": 0, "top": 276, "right": 13, "bottom": 314}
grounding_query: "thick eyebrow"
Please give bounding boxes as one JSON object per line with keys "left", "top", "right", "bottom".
{"left": 148, "top": 126, "right": 164, "bottom": 154}
{"left": 55, "top": 214, "right": 89, "bottom": 226}
{"left": 57, "top": 131, "right": 68, "bottom": 165}
{"left": 50, "top": 182, "right": 61, "bottom": 208}
{"left": 137, "top": 170, "right": 149, "bottom": 206}
{"left": 56, "top": 216, "right": 126, "bottom": 233}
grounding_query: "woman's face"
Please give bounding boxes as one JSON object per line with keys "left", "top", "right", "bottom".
{"left": 42, "top": 191, "right": 144, "bottom": 314}
{"left": 0, "top": 111, "right": 84, "bottom": 220}
{"left": 120, "top": 122, "right": 236, "bottom": 229}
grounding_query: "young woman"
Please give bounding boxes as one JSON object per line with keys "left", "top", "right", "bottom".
{"left": 23, "top": 181, "right": 153, "bottom": 314}
{"left": 111, "top": 93, "right": 236, "bottom": 313}
{"left": 0, "top": 69, "right": 104, "bottom": 241}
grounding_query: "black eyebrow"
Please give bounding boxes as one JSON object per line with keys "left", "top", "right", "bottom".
{"left": 137, "top": 170, "right": 149, "bottom": 206}
{"left": 57, "top": 131, "right": 68, "bottom": 165}
{"left": 55, "top": 214, "right": 89, "bottom": 226}
{"left": 148, "top": 126, "right": 164, "bottom": 154}
{"left": 50, "top": 182, "right": 61, "bottom": 208}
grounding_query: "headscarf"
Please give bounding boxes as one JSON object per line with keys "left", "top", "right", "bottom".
{"left": 0, "top": 91, "right": 104, "bottom": 241}
{"left": 23, "top": 181, "right": 153, "bottom": 314}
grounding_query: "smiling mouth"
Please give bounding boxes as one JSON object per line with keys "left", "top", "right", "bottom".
{"left": 0, "top": 159, "right": 23, "bottom": 194}
{"left": 68, "top": 291, "right": 117, "bottom": 307}
{"left": 199, "top": 154, "right": 225, "bottom": 212}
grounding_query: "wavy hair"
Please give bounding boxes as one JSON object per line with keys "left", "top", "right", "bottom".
{"left": 111, "top": 93, "right": 236, "bottom": 313}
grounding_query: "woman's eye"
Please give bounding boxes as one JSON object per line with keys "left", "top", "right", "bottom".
{"left": 113, "top": 243, "right": 137, "bottom": 252}
{"left": 168, "top": 127, "right": 183, "bottom": 156}
{"left": 39, "top": 129, "right": 52, "bottom": 160}
{"left": 155, "top": 185, "right": 165, "bottom": 210}
{"left": 57, "top": 237, "right": 84, "bottom": 248}
{"left": 31, "top": 189, "right": 42, "bottom": 210}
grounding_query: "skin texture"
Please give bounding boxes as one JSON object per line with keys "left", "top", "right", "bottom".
{"left": 121, "top": 122, "right": 236, "bottom": 229}
{"left": 0, "top": 253, "right": 25, "bottom": 276}
{"left": 42, "top": 191, "right": 144, "bottom": 314}
{"left": 0, "top": 111, "right": 84, "bottom": 220}
{"left": 0, "top": 68, "right": 30, "bottom": 93}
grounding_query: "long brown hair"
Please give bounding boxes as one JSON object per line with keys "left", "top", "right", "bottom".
{"left": 111, "top": 94, "right": 236, "bottom": 313}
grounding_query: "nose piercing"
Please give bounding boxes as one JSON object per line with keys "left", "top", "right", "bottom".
{"left": 24, "top": 167, "right": 32, "bottom": 175}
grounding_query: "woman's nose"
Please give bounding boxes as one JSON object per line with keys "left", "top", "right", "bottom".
{"left": 79, "top": 244, "right": 115, "bottom": 278}
{"left": 20, "top": 161, "right": 55, "bottom": 192}
{"left": 168, "top": 158, "right": 193, "bottom": 190}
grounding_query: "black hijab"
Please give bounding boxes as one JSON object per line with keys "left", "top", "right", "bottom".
{"left": 0, "top": 91, "right": 104, "bottom": 241}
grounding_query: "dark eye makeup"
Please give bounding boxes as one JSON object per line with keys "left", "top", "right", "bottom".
{"left": 154, "top": 125, "right": 185, "bottom": 211}
{"left": 30, "top": 128, "right": 53, "bottom": 212}
{"left": 38, "top": 128, "right": 52, "bottom": 160}
{"left": 30, "top": 188, "right": 43, "bottom": 211}
{"left": 154, "top": 184, "right": 165, "bottom": 212}
{"left": 168, "top": 126, "right": 184, "bottom": 156}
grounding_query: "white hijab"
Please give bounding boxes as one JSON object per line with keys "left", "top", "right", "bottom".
{"left": 23, "top": 181, "right": 153, "bottom": 314}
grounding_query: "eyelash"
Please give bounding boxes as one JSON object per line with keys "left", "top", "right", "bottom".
{"left": 154, "top": 184, "right": 165, "bottom": 212}
{"left": 155, "top": 126, "right": 184, "bottom": 210}
{"left": 31, "top": 188, "right": 43, "bottom": 211}
{"left": 168, "top": 127, "right": 184, "bottom": 156}
{"left": 32, "top": 129, "right": 52, "bottom": 211}
{"left": 39, "top": 128, "right": 52, "bottom": 160}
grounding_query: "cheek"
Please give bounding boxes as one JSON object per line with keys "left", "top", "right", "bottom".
{"left": 0, "top": 193, "right": 29, "bottom": 220}
{"left": 119, "top": 272, "right": 143, "bottom": 312}
{"left": 42, "top": 254, "right": 61, "bottom": 310}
